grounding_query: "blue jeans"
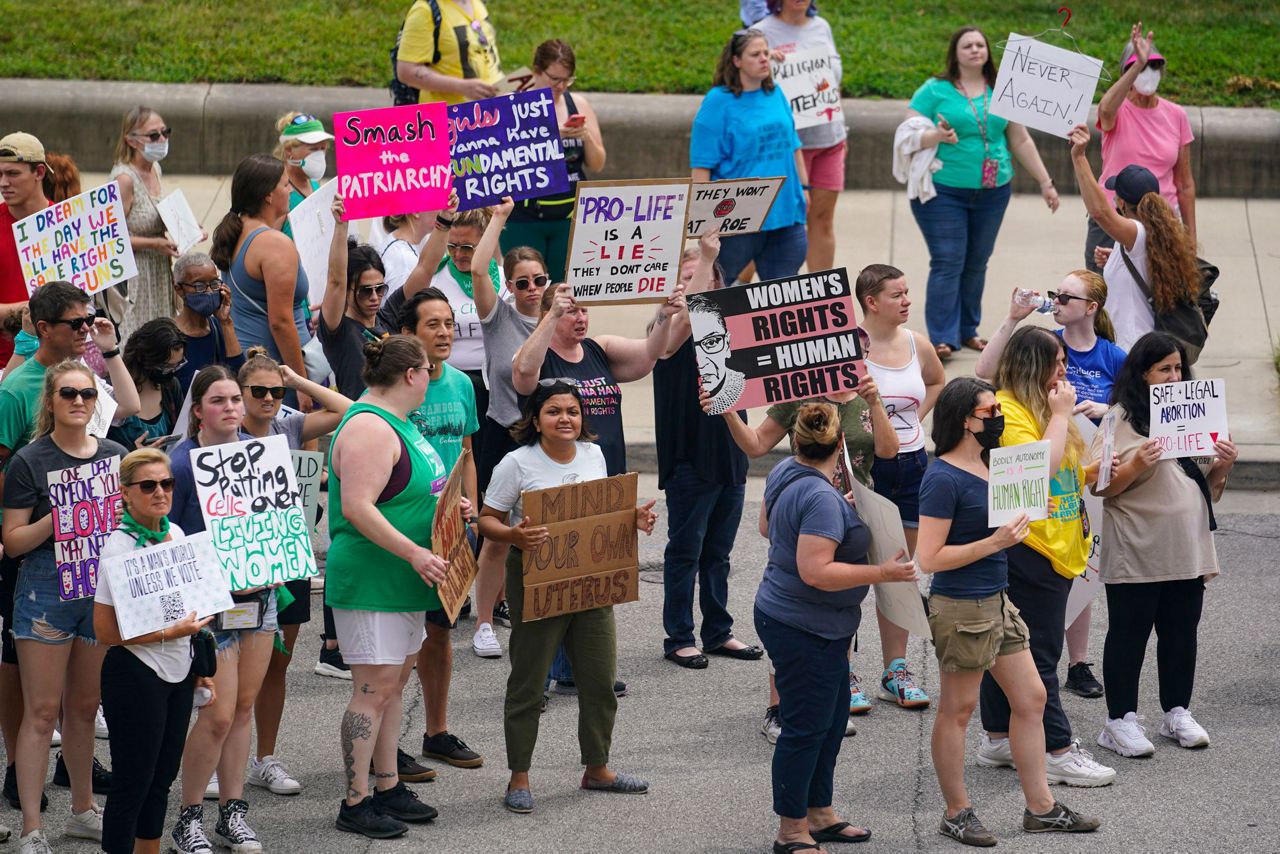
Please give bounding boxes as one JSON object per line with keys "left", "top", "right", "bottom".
{"left": 910, "top": 183, "right": 1012, "bottom": 348}
{"left": 870, "top": 448, "right": 930, "bottom": 528}
{"left": 755, "top": 605, "right": 852, "bottom": 819}
{"left": 716, "top": 222, "right": 808, "bottom": 284}
{"left": 661, "top": 463, "right": 745, "bottom": 654}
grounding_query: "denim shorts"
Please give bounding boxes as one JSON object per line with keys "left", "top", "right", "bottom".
{"left": 213, "top": 592, "right": 279, "bottom": 654}
{"left": 870, "top": 448, "right": 930, "bottom": 527}
{"left": 12, "top": 549, "right": 96, "bottom": 644}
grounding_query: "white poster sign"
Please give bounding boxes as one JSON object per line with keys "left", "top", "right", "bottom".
{"left": 1149, "top": 379, "right": 1227, "bottom": 460}
{"left": 11, "top": 181, "right": 137, "bottom": 296}
{"left": 990, "top": 33, "right": 1104, "bottom": 138}
{"left": 770, "top": 47, "right": 842, "bottom": 130}
{"left": 1094, "top": 408, "right": 1118, "bottom": 491}
{"left": 686, "top": 178, "right": 784, "bottom": 238}
{"left": 87, "top": 375, "right": 118, "bottom": 440}
{"left": 101, "top": 532, "right": 234, "bottom": 639}
{"left": 848, "top": 479, "right": 929, "bottom": 637}
{"left": 988, "top": 440, "right": 1052, "bottom": 527}
{"left": 154, "top": 189, "right": 204, "bottom": 255}
{"left": 287, "top": 179, "right": 340, "bottom": 306}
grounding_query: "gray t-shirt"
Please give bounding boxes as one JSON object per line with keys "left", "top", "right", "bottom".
{"left": 752, "top": 14, "right": 848, "bottom": 150}
{"left": 268, "top": 412, "right": 307, "bottom": 450}
{"left": 480, "top": 297, "right": 538, "bottom": 427}
{"left": 3, "top": 435, "right": 129, "bottom": 552}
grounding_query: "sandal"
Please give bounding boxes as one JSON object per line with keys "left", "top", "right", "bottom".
{"left": 812, "top": 821, "right": 872, "bottom": 844}
{"left": 664, "top": 650, "right": 709, "bottom": 669}
{"left": 773, "top": 842, "right": 823, "bottom": 853}
{"left": 962, "top": 337, "right": 988, "bottom": 352}
{"left": 934, "top": 343, "right": 954, "bottom": 362}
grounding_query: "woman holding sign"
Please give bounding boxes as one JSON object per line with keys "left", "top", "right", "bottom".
{"left": 94, "top": 448, "right": 217, "bottom": 854}
{"left": 2, "top": 360, "right": 130, "bottom": 848}
{"left": 1090, "top": 332, "right": 1236, "bottom": 758}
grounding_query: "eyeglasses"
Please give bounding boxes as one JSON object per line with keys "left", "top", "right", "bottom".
{"left": 49, "top": 316, "right": 92, "bottom": 331}
{"left": 354, "top": 283, "right": 389, "bottom": 300}
{"left": 179, "top": 279, "right": 222, "bottom": 294}
{"left": 57, "top": 386, "right": 99, "bottom": 402}
{"left": 1046, "top": 290, "right": 1092, "bottom": 306}
{"left": 513, "top": 274, "right": 549, "bottom": 291}
{"left": 127, "top": 478, "right": 176, "bottom": 494}
{"left": 544, "top": 70, "right": 575, "bottom": 87}
{"left": 695, "top": 332, "right": 729, "bottom": 355}
{"left": 537, "top": 377, "right": 579, "bottom": 388}
{"left": 469, "top": 20, "right": 490, "bottom": 47}
{"left": 446, "top": 242, "right": 476, "bottom": 253}
{"left": 131, "top": 127, "right": 173, "bottom": 143}
{"left": 247, "top": 385, "right": 287, "bottom": 400}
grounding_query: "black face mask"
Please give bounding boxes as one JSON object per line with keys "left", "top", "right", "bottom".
{"left": 148, "top": 365, "right": 178, "bottom": 384}
{"left": 970, "top": 415, "right": 1005, "bottom": 450}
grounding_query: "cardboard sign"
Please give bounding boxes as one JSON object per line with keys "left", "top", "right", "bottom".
{"left": 686, "top": 178, "right": 784, "bottom": 238}
{"left": 87, "top": 375, "right": 118, "bottom": 440}
{"left": 495, "top": 66, "right": 537, "bottom": 94}
{"left": 848, "top": 479, "right": 930, "bottom": 637}
{"left": 689, "top": 267, "right": 863, "bottom": 413}
{"left": 334, "top": 103, "right": 452, "bottom": 220}
{"left": 988, "top": 440, "right": 1052, "bottom": 527}
{"left": 432, "top": 451, "right": 480, "bottom": 623}
{"left": 154, "top": 189, "right": 203, "bottom": 255}
{"left": 101, "top": 532, "right": 234, "bottom": 640}
{"left": 11, "top": 181, "right": 137, "bottom": 296}
{"left": 48, "top": 456, "right": 122, "bottom": 601}
{"left": 771, "top": 47, "right": 842, "bottom": 129}
{"left": 290, "top": 450, "right": 325, "bottom": 532}
{"left": 1066, "top": 415, "right": 1103, "bottom": 625}
{"left": 447, "top": 88, "right": 570, "bottom": 212}
{"left": 991, "top": 34, "right": 1104, "bottom": 138}
{"left": 520, "top": 473, "right": 639, "bottom": 622}
{"left": 1149, "top": 379, "right": 1227, "bottom": 460}
{"left": 566, "top": 179, "right": 691, "bottom": 304}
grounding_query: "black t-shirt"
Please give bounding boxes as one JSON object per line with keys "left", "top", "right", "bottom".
{"left": 318, "top": 312, "right": 388, "bottom": 401}
{"left": 653, "top": 337, "right": 747, "bottom": 490}
{"left": 540, "top": 338, "right": 625, "bottom": 476}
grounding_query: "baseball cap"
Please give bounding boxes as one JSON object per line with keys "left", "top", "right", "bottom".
{"left": 0, "top": 132, "right": 48, "bottom": 165}
{"left": 279, "top": 114, "right": 334, "bottom": 145}
{"left": 1105, "top": 164, "right": 1160, "bottom": 204}
{"left": 1121, "top": 41, "right": 1165, "bottom": 70}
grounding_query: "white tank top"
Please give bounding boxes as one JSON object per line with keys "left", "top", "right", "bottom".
{"left": 866, "top": 331, "right": 927, "bottom": 453}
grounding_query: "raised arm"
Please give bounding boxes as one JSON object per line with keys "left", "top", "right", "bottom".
{"left": 402, "top": 191, "right": 458, "bottom": 300}
{"left": 1070, "top": 124, "right": 1139, "bottom": 250}
{"left": 511, "top": 284, "right": 572, "bottom": 395}
{"left": 714, "top": 405, "right": 788, "bottom": 459}
{"left": 1098, "top": 24, "right": 1153, "bottom": 132}
{"left": 471, "top": 196, "right": 512, "bottom": 321}
{"left": 280, "top": 364, "right": 352, "bottom": 440}
{"left": 975, "top": 290, "right": 1035, "bottom": 380}
{"left": 321, "top": 195, "right": 349, "bottom": 334}
{"left": 92, "top": 318, "right": 140, "bottom": 419}
{"left": 597, "top": 285, "right": 685, "bottom": 383}
{"left": 661, "top": 232, "right": 720, "bottom": 358}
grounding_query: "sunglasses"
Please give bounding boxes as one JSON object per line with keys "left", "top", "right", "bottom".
{"left": 1046, "top": 290, "right": 1092, "bottom": 306}
{"left": 513, "top": 274, "right": 549, "bottom": 291}
{"left": 132, "top": 127, "right": 173, "bottom": 143}
{"left": 446, "top": 242, "right": 476, "bottom": 253}
{"left": 537, "top": 377, "right": 579, "bottom": 388}
{"left": 354, "top": 283, "right": 389, "bottom": 300}
{"left": 290, "top": 114, "right": 318, "bottom": 125}
{"left": 971, "top": 403, "right": 1003, "bottom": 417}
{"left": 127, "top": 478, "right": 176, "bottom": 495}
{"left": 469, "top": 20, "right": 489, "bottom": 47}
{"left": 57, "top": 386, "right": 99, "bottom": 402}
{"left": 248, "top": 385, "right": 287, "bottom": 400}
{"left": 49, "top": 316, "right": 92, "bottom": 331}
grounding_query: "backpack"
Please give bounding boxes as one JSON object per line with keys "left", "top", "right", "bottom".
{"left": 389, "top": 0, "right": 442, "bottom": 106}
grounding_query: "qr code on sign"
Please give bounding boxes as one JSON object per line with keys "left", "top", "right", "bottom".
{"left": 160, "top": 592, "right": 186, "bottom": 623}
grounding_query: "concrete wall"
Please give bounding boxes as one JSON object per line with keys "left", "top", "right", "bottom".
{"left": 4, "top": 78, "right": 1277, "bottom": 196}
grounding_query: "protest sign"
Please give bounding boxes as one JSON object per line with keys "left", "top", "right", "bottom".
{"left": 520, "top": 473, "right": 639, "bottom": 622}
{"left": 432, "top": 451, "right": 480, "bottom": 623}
{"left": 87, "top": 375, "right": 118, "bottom": 440}
{"left": 495, "top": 67, "right": 536, "bottom": 94}
{"left": 191, "top": 435, "right": 316, "bottom": 588}
{"left": 1066, "top": 415, "right": 1104, "bottom": 625}
{"left": 686, "top": 178, "right": 784, "bottom": 238}
{"left": 287, "top": 179, "right": 339, "bottom": 305}
{"left": 988, "top": 440, "right": 1051, "bottom": 527}
{"left": 689, "top": 267, "right": 863, "bottom": 413}
{"left": 771, "top": 47, "right": 842, "bottom": 130}
{"left": 991, "top": 34, "right": 1104, "bottom": 138}
{"left": 48, "top": 456, "right": 122, "bottom": 601}
{"left": 1095, "top": 407, "right": 1118, "bottom": 492}
{"left": 566, "top": 179, "right": 690, "bottom": 304}
{"left": 154, "top": 189, "right": 203, "bottom": 255}
{"left": 291, "top": 450, "right": 325, "bottom": 532}
{"left": 334, "top": 103, "right": 452, "bottom": 220}
{"left": 848, "top": 479, "right": 930, "bottom": 637}
{"left": 101, "top": 532, "right": 234, "bottom": 640}
{"left": 11, "top": 181, "right": 137, "bottom": 296}
{"left": 1149, "top": 379, "right": 1227, "bottom": 460}
{"left": 447, "top": 88, "right": 570, "bottom": 212}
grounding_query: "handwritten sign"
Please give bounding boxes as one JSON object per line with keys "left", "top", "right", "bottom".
{"left": 11, "top": 181, "right": 137, "bottom": 296}
{"left": 848, "top": 479, "right": 929, "bottom": 636}
{"left": 432, "top": 451, "right": 479, "bottom": 623}
{"left": 290, "top": 450, "right": 325, "bottom": 532}
{"left": 991, "top": 34, "right": 1104, "bottom": 138}
{"left": 687, "top": 178, "right": 783, "bottom": 238}
{"left": 48, "top": 456, "right": 122, "bottom": 600}
{"left": 771, "top": 47, "right": 842, "bottom": 130}
{"left": 101, "top": 532, "right": 234, "bottom": 639}
{"left": 520, "top": 473, "right": 638, "bottom": 622}
{"left": 566, "top": 179, "right": 690, "bottom": 304}
{"left": 988, "top": 440, "right": 1051, "bottom": 527}
{"left": 447, "top": 88, "right": 570, "bottom": 212}
{"left": 334, "top": 103, "right": 452, "bottom": 220}
{"left": 154, "top": 189, "right": 203, "bottom": 255}
{"left": 1149, "top": 379, "right": 1226, "bottom": 460}
{"left": 495, "top": 66, "right": 536, "bottom": 95}
{"left": 1067, "top": 415, "right": 1103, "bottom": 625}
{"left": 87, "top": 375, "right": 118, "bottom": 440}
{"left": 690, "top": 267, "right": 862, "bottom": 413}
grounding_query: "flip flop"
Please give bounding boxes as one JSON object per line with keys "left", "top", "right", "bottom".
{"left": 664, "top": 650, "right": 709, "bottom": 669}
{"left": 812, "top": 821, "right": 872, "bottom": 844}
{"left": 934, "top": 343, "right": 954, "bottom": 362}
{"left": 773, "top": 842, "right": 823, "bottom": 853}
{"left": 963, "top": 337, "right": 988, "bottom": 352}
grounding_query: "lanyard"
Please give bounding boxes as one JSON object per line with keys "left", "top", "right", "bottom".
{"left": 957, "top": 83, "right": 991, "bottom": 155}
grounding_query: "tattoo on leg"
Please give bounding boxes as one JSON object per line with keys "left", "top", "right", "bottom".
{"left": 361, "top": 683, "right": 374, "bottom": 694}
{"left": 341, "top": 709, "right": 374, "bottom": 799}
{"left": 374, "top": 771, "right": 397, "bottom": 780}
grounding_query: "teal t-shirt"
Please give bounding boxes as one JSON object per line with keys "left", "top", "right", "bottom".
{"left": 908, "top": 77, "right": 1013, "bottom": 189}
{"left": 281, "top": 179, "right": 321, "bottom": 240}
{"left": 0, "top": 357, "right": 48, "bottom": 523}
{"left": 409, "top": 363, "right": 479, "bottom": 476}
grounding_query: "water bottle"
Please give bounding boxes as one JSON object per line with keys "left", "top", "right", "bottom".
{"left": 1015, "top": 289, "right": 1054, "bottom": 314}
{"left": 194, "top": 687, "right": 213, "bottom": 709}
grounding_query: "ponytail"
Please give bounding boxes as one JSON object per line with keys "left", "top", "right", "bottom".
{"left": 211, "top": 153, "right": 286, "bottom": 271}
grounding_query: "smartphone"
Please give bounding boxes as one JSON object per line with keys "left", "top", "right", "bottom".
{"left": 565, "top": 114, "right": 586, "bottom": 128}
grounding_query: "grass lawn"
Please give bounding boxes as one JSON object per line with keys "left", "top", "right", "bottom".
{"left": 2, "top": 1, "right": 1276, "bottom": 107}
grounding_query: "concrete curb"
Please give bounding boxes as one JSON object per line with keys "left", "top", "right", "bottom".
{"left": 4, "top": 79, "right": 1278, "bottom": 196}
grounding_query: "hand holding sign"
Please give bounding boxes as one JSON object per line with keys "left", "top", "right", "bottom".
{"left": 877, "top": 549, "right": 917, "bottom": 583}
{"left": 510, "top": 516, "right": 550, "bottom": 551}
{"left": 991, "top": 513, "right": 1032, "bottom": 549}
{"left": 410, "top": 546, "right": 448, "bottom": 587}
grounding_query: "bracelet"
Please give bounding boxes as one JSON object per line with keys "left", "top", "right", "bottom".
{"left": 436, "top": 215, "right": 455, "bottom": 228}
{"left": 802, "top": 184, "right": 812, "bottom": 191}
{"left": 100, "top": 348, "right": 120, "bottom": 359}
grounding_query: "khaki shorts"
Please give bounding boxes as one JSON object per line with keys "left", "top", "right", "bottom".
{"left": 927, "top": 592, "right": 1030, "bottom": 673}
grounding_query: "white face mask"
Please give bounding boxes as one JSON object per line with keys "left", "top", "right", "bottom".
{"left": 1133, "top": 67, "right": 1161, "bottom": 96}
{"left": 142, "top": 141, "right": 169, "bottom": 163}
{"left": 291, "top": 151, "right": 327, "bottom": 181}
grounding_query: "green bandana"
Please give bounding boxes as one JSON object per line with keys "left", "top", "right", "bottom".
{"left": 442, "top": 257, "right": 502, "bottom": 300}
{"left": 119, "top": 509, "right": 169, "bottom": 548}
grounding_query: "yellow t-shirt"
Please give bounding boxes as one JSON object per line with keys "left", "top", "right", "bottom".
{"left": 996, "top": 390, "right": 1088, "bottom": 580}
{"left": 398, "top": 0, "right": 502, "bottom": 106}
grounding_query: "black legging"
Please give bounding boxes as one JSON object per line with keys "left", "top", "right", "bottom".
{"left": 1103, "top": 578, "right": 1205, "bottom": 720}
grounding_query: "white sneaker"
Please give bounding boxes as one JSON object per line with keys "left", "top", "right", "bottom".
{"left": 247, "top": 755, "right": 302, "bottom": 795}
{"left": 761, "top": 705, "right": 781, "bottom": 744}
{"left": 95, "top": 704, "right": 109, "bottom": 739}
{"left": 1159, "top": 706, "right": 1210, "bottom": 748}
{"left": 844, "top": 717, "right": 856, "bottom": 738}
{"left": 1097, "top": 712, "right": 1156, "bottom": 757}
{"left": 18, "top": 828, "right": 52, "bottom": 853}
{"left": 976, "top": 734, "right": 1015, "bottom": 768}
{"left": 472, "top": 623, "right": 503, "bottom": 658}
{"left": 0, "top": 820, "right": 8, "bottom": 843}
{"left": 67, "top": 802, "right": 104, "bottom": 840}
{"left": 50, "top": 728, "right": 61, "bottom": 748}
{"left": 1045, "top": 740, "right": 1116, "bottom": 787}
{"left": 204, "top": 770, "right": 221, "bottom": 800}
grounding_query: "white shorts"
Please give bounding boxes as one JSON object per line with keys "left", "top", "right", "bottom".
{"left": 331, "top": 609, "right": 426, "bottom": 666}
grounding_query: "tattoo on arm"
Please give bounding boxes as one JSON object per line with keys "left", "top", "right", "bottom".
{"left": 341, "top": 709, "right": 374, "bottom": 800}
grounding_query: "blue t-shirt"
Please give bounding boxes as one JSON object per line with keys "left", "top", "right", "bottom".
{"left": 168, "top": 432, "right": 254, "bottom": 535}
{"left": 690, "top": 85, "right": 806, "bottom": 231}
{"left": 755, "top": 457, "right": 870, "bottom": 640}
{"left": 1055, "top": 330, "right": 1127, "bottom": 414}
{"left": 919, "top": 459, "right": 1007, "bottom": 598}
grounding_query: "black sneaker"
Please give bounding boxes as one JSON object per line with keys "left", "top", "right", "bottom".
{"left": 1024, "top": 801, "right": 1101, "bottom": 833}
{"left": 3, "top": 763, "right": 47, "bottom": 811}
{"left": 213, "top": 798, "right": 261, "bottom": 850}
{"left": 423, "top": 731, "right": 483, "bottom": 768}
{"left": 372, "top": 781, "right": 438, "bottom": 823}
{"left": 395, "top": 748, "right": 437, "bottom": 783}
{"left": 940, "top": 807, "right": 997, "bottom": 847}
{"left": 1065, "top": 662, "right": 1104, "bottom": 698}
{"left": 170, "top": 803, "right": 213, "bottom": 854}
{"left": 315, "top": 644, "right": 352, "bottom": 680}
{"left": 52, "top": 751, "right": 114, "bottom": 794}
{"left": 459, "top": 596, "right": 473, "bottom": 620}
{"left": 336, "top": 796, "right": 408, "bottom": 839}
{"left": 492, "top": 600, "right": 512, "bottom": 628}
{"left": 614, "top": 679, "right": 628, "bottom": 698}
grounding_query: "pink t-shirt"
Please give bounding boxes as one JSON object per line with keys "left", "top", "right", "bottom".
{"left": 1097, "top": 98, "right": 1194, "bottom": 211}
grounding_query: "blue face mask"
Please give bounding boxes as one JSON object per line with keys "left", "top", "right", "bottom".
{"left": 185, "top": 292, "right": 221, "bottom": 318}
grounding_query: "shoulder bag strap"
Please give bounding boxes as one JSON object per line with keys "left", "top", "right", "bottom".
{"left": 1118, "top": 244, "right": 1155, "bottom": 305}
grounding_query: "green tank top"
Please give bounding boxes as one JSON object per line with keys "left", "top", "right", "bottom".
{"left": 325, "top": 401, "right": 448, "bottom": 612}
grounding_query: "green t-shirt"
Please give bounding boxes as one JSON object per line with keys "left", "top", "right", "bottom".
{"left": 0, "top": 358, "right": 48, "bottom": 522}
{"left": 767, "top": 396, "right": 877, "bottom": 488}
{"left": 281, "top": 179, "right": 320, "bottom": 240}
{"left": 908, "top": 77, "right": 1013, "bottom": 189}
{"left": 409, "top": 363, "right": 479, "bottom": 476}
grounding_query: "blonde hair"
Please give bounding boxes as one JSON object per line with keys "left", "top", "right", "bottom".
{"left": 1135, "top": 194, "right": 1200, "bottom": 313}
{"left": 120, "top": 448, "right": 170, "bottom": 490}
{"left": 238, "top": 346, "right": 282, "bottom": 386}
{"left": 113, "top": 106, "right": 159, "bottom": 165}
{"left": 994, "top": 328, "right": 1084, "bottom": 461}
{"left": 1065, "top": 270, "right": 1117, "bottom": 343}
{"left": 35, "top": 360, "right": 97, "bottom": 437}
{"left": 792, "top": 402, "right": 841, "bottom": 461}
{"left": 450, "top": 208, "right": 491, "bottom": 234}
{"left": 273, "top": 111, "right": 304, "bottom": 160}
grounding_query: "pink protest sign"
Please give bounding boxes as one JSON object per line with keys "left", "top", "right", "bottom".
{"left": 333, "top": 103, "right": 452, "bottom": 220}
